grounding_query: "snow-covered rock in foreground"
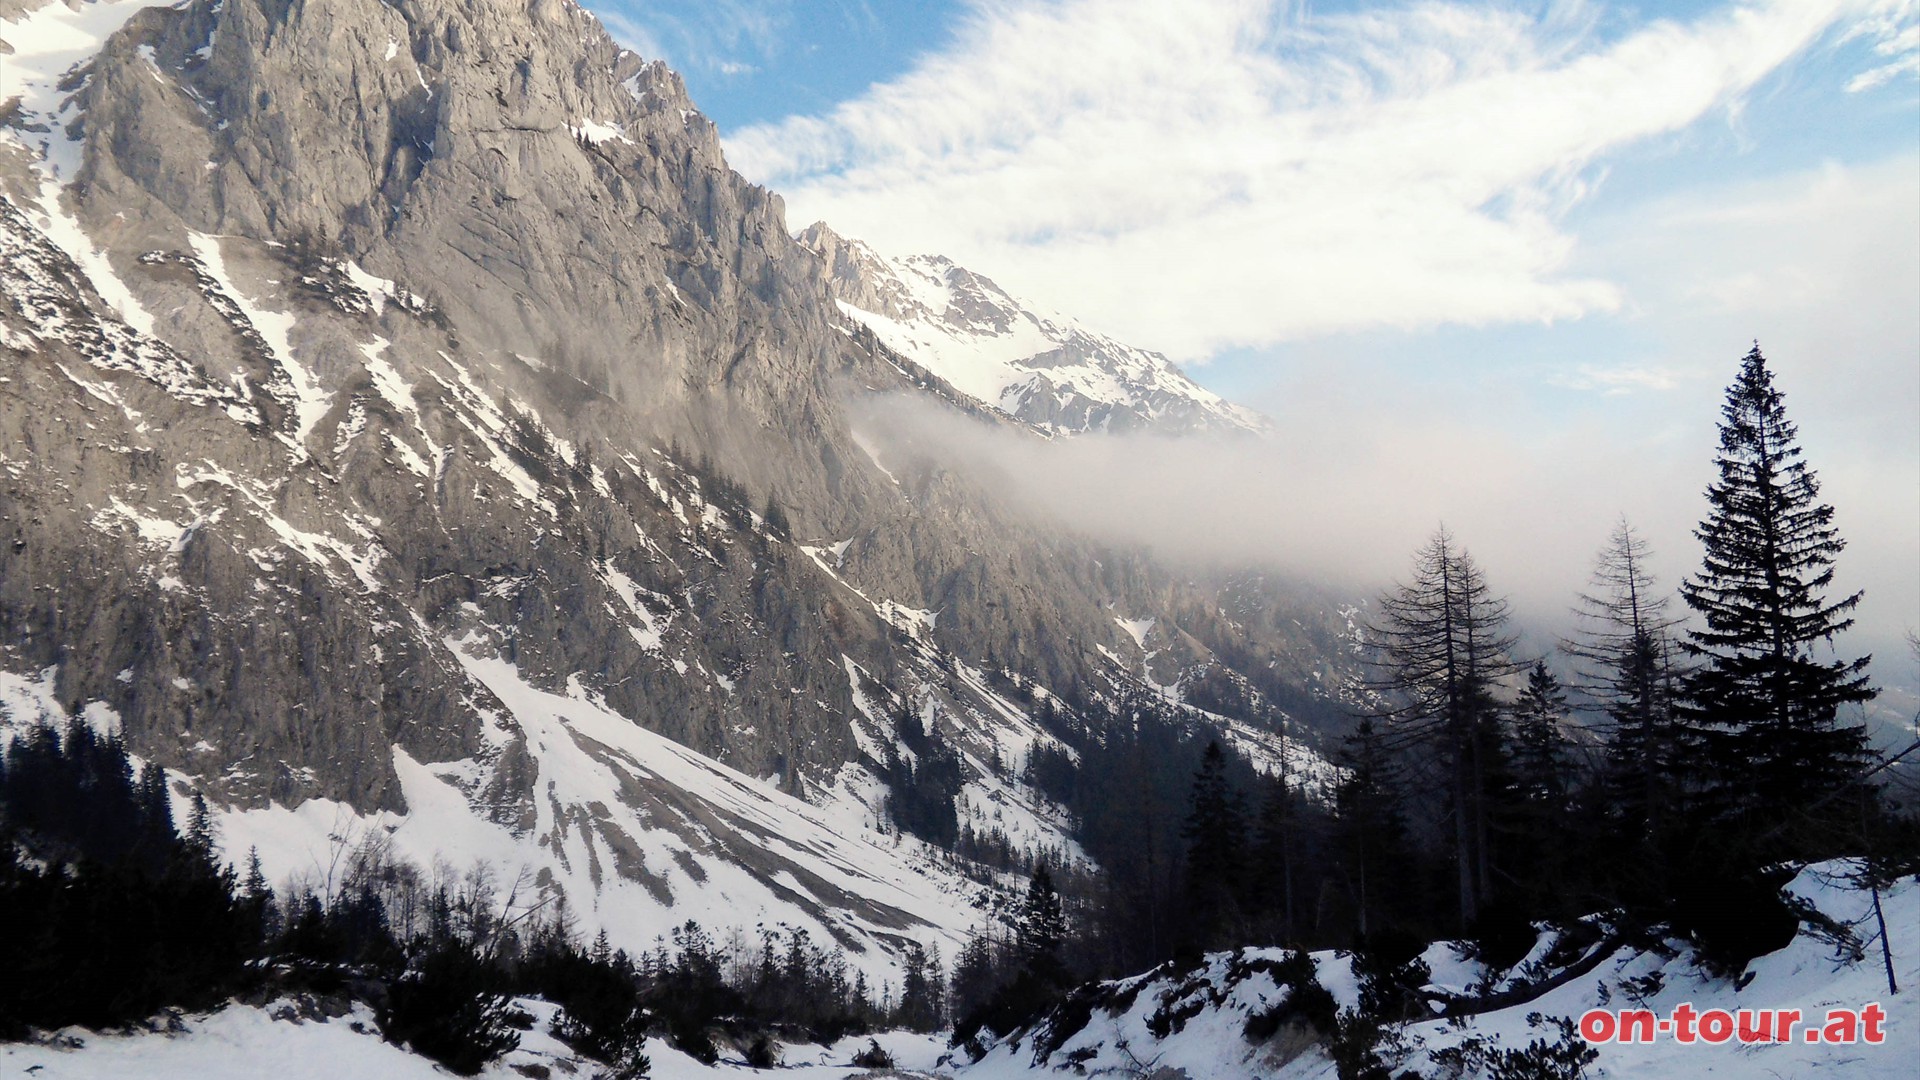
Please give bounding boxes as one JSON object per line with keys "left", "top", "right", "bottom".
{"left": 962, "top": 860, "right": 1916, "bottom": 1078}
{"left": 801, "top": 222, "right": 1267, "bottom": 437}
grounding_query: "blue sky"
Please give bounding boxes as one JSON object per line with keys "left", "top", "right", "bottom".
{"left": 588, "top": 1, "right": 957, "bottom": 126}
{"left": 589, "top": 0, "right": 1920, "bottom": 680}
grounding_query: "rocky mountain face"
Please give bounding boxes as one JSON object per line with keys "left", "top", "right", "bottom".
{"left": 800, "top": 222, "right": 1268, "bottom": 437}
{"left": 0, "top": 0, "right": 1354, "bottom": 972}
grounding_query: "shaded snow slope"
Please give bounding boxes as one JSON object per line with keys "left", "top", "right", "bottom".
{"left": 2, "top": 1000, "right": 581, "bottom": 1080}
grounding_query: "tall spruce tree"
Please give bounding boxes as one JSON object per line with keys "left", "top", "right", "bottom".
{"left": 1181, "top": 741, "right": 1247, "bottom": 947}
{"left": 896, "top": 941, "right": 940, "bottom": 1031}
{"left": 1014, "top": 865, "right": 1068, "bottom": 987}
{"left": 1368, "top": 527, "right": 1519, "bottom": 927}
{"left": 1330, "top": 718, "right": 1412, "bottom": 941}
{"left": 1251, "top": 773, "right": 1300, "bottom": 944}
{"left": 1500, "top": 662, "right": 1582, "bottom": 913}
{"left": 1508, "top": 662, "right": 1573, "bottom": 810}
{"left": 1681, "top": 345, "right": 1874, "bottom": 851}
{"left": 948, "top": 927, "right": 1000, "bottom": 1021}
{"left": 1565, "top": 520, "right": 1690, "bottom": 856}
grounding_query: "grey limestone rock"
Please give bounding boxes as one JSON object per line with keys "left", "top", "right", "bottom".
{"left": 0, "top": 0, "right": 1359, "bottom": 931}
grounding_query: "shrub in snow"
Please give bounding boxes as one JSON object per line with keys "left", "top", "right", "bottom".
{"left": 376, "top": 942, "right": 522, "bottom": 1075}
{"left": 1240, "top": 950, "right": 1338, "bottom": 1042}
{"left": 1431, "top": 1013, "right": 1599, "bottom": 1080}
{"left": 851, "top": 1038, "right": 895, "bottom": 1068}
{"left": 743, "top": 1032, "right": 779, "bottom": 1068}
{"left": 1486, "top": 1014, "right": 1600, "bottom": 1080}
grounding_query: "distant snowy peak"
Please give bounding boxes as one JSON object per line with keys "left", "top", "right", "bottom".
{"left": 800, "top": 222, "right": 1268, "bottom": 437}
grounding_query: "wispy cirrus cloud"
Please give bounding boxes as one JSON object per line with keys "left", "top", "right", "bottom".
{"left": 1841, "top": 0, "right": 1920, "bottom": 89}
{"left": 726, "top": 0, "right": 1914, "bottom": 359}
{"left": 1550, "top": 365, "right": 1682, "bottom": 395}
{"left": 594, "top": 0, "right": 785, "bottom": 78}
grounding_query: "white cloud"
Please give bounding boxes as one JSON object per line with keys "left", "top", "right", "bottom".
{"left": 592, "top": 1, "right": 783, "bottom": 76}
{"left": 1840, "top": 0, "right": 1920, "bottom": 90}
{"left": 727, "top": 0, "right": 1908, "bottom": 359}
{"left": 1550, "top": 364, "right": 1681, "bottom": 394}
{"left": 594, "top": 9, "right": 673, "bottom": 65}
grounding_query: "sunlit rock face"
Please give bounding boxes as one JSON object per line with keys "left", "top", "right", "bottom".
{"left": 0, "top": 0, "right": 1350, "bottom": 968}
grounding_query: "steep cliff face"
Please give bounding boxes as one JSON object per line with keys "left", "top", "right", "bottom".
{"left": 60, "top": 0, "right": 860, "bottom": 500}
{"left": 1, "top": 0, "right": 1359, "bottom": 966}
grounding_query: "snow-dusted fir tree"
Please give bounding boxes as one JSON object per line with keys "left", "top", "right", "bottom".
{"left": 1014, "top": 866, "right": 1068, "bottom": 987}
{"left": 1681, "top": 345, "right": 1874, "bottom": 848}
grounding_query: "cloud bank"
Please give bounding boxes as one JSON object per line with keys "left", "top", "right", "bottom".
{"left": 852, "top": 154, "right": 1919, "bottom": 679}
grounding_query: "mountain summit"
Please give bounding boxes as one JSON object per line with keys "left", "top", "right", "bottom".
{"left": 800, "top": 222, "right": 1267, "bottom": 437}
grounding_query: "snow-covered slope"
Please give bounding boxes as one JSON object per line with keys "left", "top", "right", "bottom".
{"left": 0, "top": 646, "right": 1018, "bottom": 988}
{"left": 6, "top": 862, "right": 1908, "bottom": 1078}
{"left": 801, "top": 223, "right": 1267, "bottom": 437}
{"left": 0, "top": 997, "right": 955, "bottom": 1079}
{"left": 964, "top": 860, "right": 1917, "bottom": 1078}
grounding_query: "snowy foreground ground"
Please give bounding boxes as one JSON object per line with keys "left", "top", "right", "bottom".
{"left": 6, "top": 862, "right": 1913, "bottom": 1078}
{"left": 0, "top": 999, "right": 956, "bottom": 1080}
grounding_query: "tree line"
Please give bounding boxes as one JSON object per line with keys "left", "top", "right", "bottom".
{"left": 0, "top": 694, "right": 1134, "bottom": 1073}
{"left": 0, "top": 704, "right": 1112, "bottom": 1072}
{"left": 1150, "top": 345, "right": 1914, "bottom": 976}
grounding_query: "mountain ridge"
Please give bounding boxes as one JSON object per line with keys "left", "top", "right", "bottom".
{"left": 0, "top": 0, "right": 1354, "bottom": 973}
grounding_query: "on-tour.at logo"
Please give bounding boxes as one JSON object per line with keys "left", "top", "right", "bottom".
{"left": 1577, "top": 1003, "right": 1888, "bottom": 1046}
